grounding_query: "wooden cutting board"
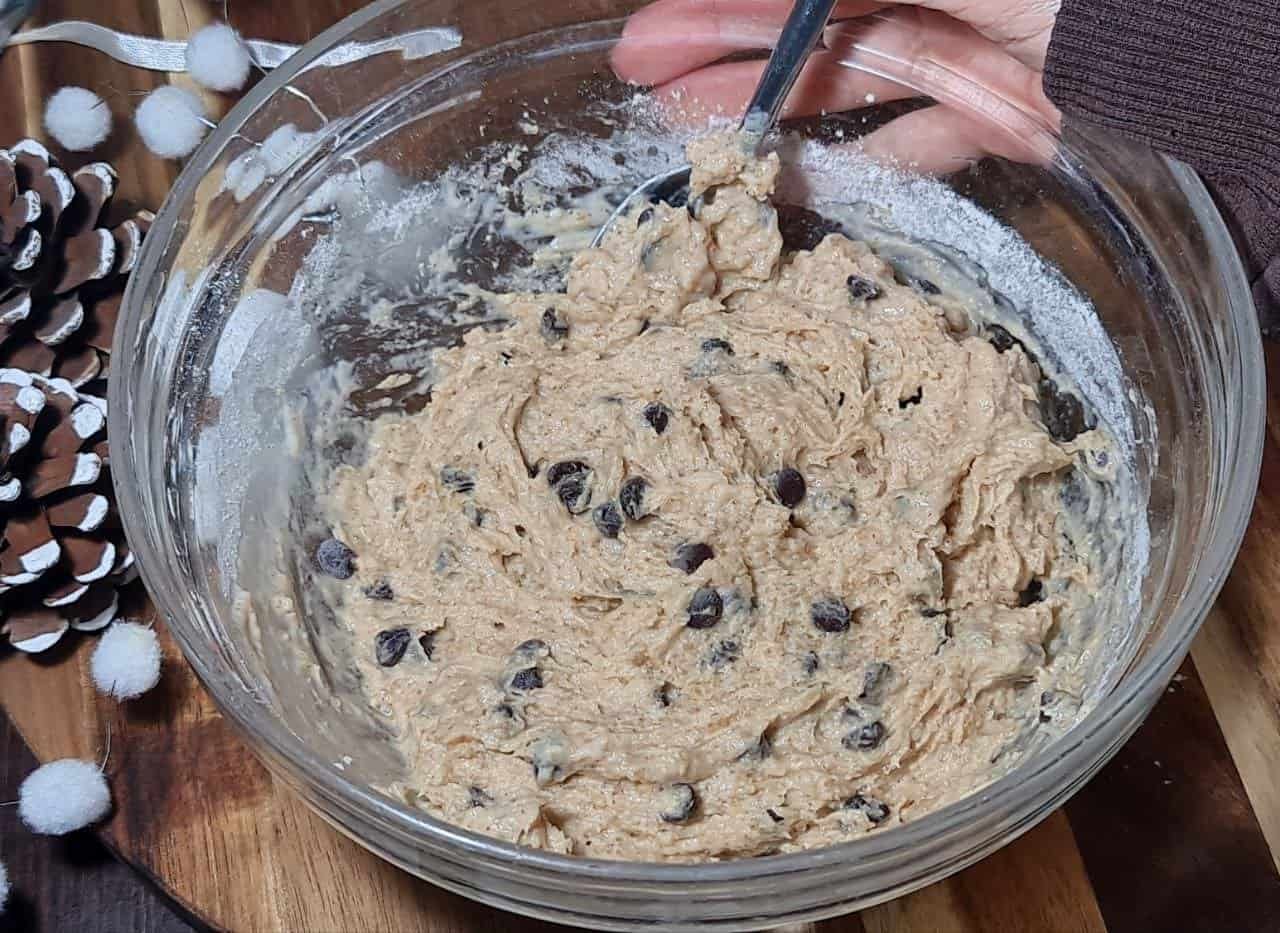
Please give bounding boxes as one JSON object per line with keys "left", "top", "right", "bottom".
{"left": 4, "top": 1, "right": 1280, "bottom": 930}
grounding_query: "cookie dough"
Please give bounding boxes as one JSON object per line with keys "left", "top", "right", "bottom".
{"left": 326, "top": 133, "right": 1104, "bottom": 861}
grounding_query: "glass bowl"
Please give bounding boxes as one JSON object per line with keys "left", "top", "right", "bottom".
{"left": 110, "top": 0, "right": 1264, "bottom": 928}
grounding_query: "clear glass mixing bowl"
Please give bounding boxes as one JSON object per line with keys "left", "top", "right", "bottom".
{"left": 110, "top": 0, "right": 1264, "bottom": 928}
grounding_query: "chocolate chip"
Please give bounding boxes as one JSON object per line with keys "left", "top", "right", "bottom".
{"left": 770, "top": 360, "right": 792, "bottom": 378}
{"left": 374, "top": 627, "right": 411, "bottom": 667}
{"left": 546, "top": 460, "right": 588, "bottom": 487}
{"left": 463, "top": 501, "right": 486, "bottom": 527}
{"left": 700, "top": 337, "right": 734, "bottom": 355}
{"left": 811, "top": 597, "right": 851, "bottom": 633}
{"left": 766, "top": 807, "right": 785, "bottom": 824}
{"left": 770, "top": 468, "right": 806, "bottom": 508}
{"left": 592, "top": 501, "right": 624, "bottom": 538}
{"left": 898, "top": 387, "right": 923, "bottom": 409}
{"left": 920, "top": 607, "right": 946, "bottom": 618}
{"left": 540, "top": 307, "right": 569, "bottom": 341}
{"left": 363, "top": 580, "right": 394, "bottom": 600}
{"left": 516, "top": 638, "right": 549, "bottom": 658}
{"left": 440, "top": 467, "right": 475, "bottom": 494}
{"left": 468, "top": 786, "right": 493, "bottom": 808}
{"left": 510, "top": 667, "right": 543, "bottom": 691}
{"left": 637, "top": 206, "right": 655, "bottom": 226}
{"left": 707, "top": 638, "right": 740, "bottom": 669}
{"left": 642, "top": 401, "right": 671, "bottom": 435}
{"left": 844, "top": 721, "right": 886, "bottom": 750}
{"left": 656, "top": 681, "right": 676, "bottom": 707}
{"left": 737, "top": 733, "right": 772, "bottom": 762}
{"left": 557, "top": 474, "right": 591, "bottom": 513}
{"left": 1038, "top": 379, "right": 1088, "bottom": 442}
{"left": 686, "top": 587, "right": 724, "bottom": 629}
{"left": 659, "top": 783, "right": 698, "bottom": 823}
{"left": 846, "top": 275, "right": 882, "bottom": 302}
{"left": 496, "top": 702, "right": 518, "bottom": 719}
{"left": 418, "top": 631, "right": 436, "bottom": 660}
{"left": 315, "top": 538, "right": 356, "bottom": 579}
{"left": 670, "top": 542, "right": 714, "bottom": 575}
{"left": 859, "top": 662, "right": 891, "bottom": 703}
{"left": 619, "top": 476, "right": 650, "bottom": 520}
{"left": 986, "top": 324, "right": 1023, "bottom": 354}
{"left": 802, "top": 651, "right": 820, "bottom": 675}
{"left": 843, "top": 793, "right": 890, "bottom": 824}
{"left": 897, "top": 271, "right": 941, "bottom": 295}
{"left": 1039, "top": 690, "right": 1061, "bottom": 724}
{"left": 545, "top": 462, "right": 593, "bottom": 515}
{"left": 1018, "top": 578, "right": 1045, "bottom": 607}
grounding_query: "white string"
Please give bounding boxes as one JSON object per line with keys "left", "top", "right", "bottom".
{"left": 98, "top": 718, "right": 112, "bottom": 771}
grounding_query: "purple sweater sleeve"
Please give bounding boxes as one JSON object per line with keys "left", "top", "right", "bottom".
{"left": 1043, "top": 0, "right": 1280, "bottom": 333}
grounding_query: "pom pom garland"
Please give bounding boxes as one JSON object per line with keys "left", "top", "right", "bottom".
{"left": 18, "top": 758, "right": 111, "bottom": 835}
{"left": 186, "top": 23, "right": 252, "bottom": 93}
{"left": 134, "top": 86, "right": 209, "bottom": 159}
{"left": 43, "top": 87, "right": 112, "bottom": 152}
{"left": 90, "top": 621, "right": 162, "bottom": 700}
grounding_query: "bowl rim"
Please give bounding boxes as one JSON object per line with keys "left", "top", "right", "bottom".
{"left": 116, "top": 0, "right": 1267, "bottom": 883}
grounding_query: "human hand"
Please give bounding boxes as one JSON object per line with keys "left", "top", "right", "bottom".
{"left": 612, "top": 0, "right": 1064, "bottom": 173}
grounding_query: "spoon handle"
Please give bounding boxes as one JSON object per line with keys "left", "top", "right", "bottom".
{"left": 740, "top": 0, "right": 840, "bottom": 145}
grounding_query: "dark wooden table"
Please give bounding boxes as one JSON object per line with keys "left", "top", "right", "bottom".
{"left": 4, "top": 655, "right": 1279, "bottom": 932}
{"left": 0, "top": 713, "right": 194, "bottom": 932}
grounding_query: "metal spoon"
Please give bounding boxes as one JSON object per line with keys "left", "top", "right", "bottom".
{"left": 594, "top": 0, "right": 839, "bottom": 246}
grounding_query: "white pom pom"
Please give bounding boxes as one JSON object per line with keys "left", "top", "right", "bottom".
{"left": 135, "top": 86, "right": 209, "bottom": 159}
{"left": 0, "top": 860, "right": 9, "bottom": 911}
{"left": 44, "top": 87, "right": 112, "bottom": 152}
{"left": 90, "top": 621, "right": 162, "bottom": 700}
{"left": 18, "top": 759, "right": 111, "bottom": 835}
{"left": 186, "top": 23, "right": 252, "bottom": 93}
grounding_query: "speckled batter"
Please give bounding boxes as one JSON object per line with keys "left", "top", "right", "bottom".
{"left": 326, "top": 134, "right": 1107, "bottom": 861}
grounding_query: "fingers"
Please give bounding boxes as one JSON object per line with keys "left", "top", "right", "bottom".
{"left": 643, "top": 8, "right": 1061, "bottom": 156}
{"left": 824, "top": 12, "right": 1060, "bottom": 131}
{"left": 613, "top": 0, "right": 1055, "bottom": 84}
{"left": 618, "top": 1, "right": 1063, "bottom": 174}
{"left": 613, "top": 0, "right": 883, "bottom": 86}
{"left": 652, "top": 53, "right": 920, "bottom": 125}
{"left": 859, "top": 104, "right": 1053, "bottom": 173}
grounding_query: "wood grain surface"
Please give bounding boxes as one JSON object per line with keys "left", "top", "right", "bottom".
{"left": 0, "top": 714, "right": 197, "bottom": 933}
{"left": 2, "top": 1, "right": 1280, "bottom": 931}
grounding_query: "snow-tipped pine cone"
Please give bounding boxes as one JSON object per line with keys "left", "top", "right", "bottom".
{"left": 0, "top": 139, "right": 148, "bottom": 652}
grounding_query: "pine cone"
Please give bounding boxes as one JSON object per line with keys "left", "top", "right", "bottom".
{"left": 0, "top": 139, "right": 148, "bottom": 653}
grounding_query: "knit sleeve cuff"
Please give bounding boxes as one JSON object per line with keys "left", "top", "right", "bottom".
{"left": 1044, "top": 0, "right": 1280, "bottom": 327}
